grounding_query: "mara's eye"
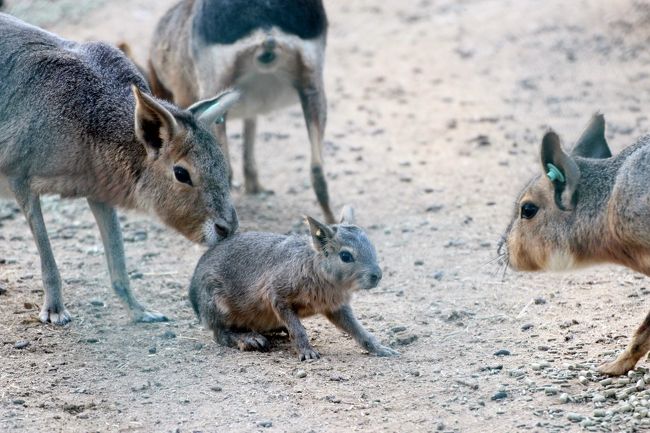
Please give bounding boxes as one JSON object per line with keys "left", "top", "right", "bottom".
{"left": 173, "top": 166, "right": 193, "bottom": 186}
{"left": 339, "top": 251, "right": 354, "bottom": 263}
{"left": 520, "top": 202, "right": 539, "bottom": 219}
{"left": 215, "top": 115, "right": 225, "bottom": 125}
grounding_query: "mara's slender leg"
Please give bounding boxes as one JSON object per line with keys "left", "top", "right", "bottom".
{"left": 87, "top": 199, "right": 167, "bottom": 322}
{"left": 212, "top": 121, "right": 233, "bottom": 186}
{"left": 9, "top": 179, "right": 70, "bottom": 325}
{"left": 271, "top": 297, "right": 319, "bottom": 361}
{"left": 297, "top": 73, "right": 335, "bottom": 223}
{"left": 326, "top": 304, "right": 398, "bottom": 357}
{"left": 243, "top": 117, "right": 266, "bottom": 194}
{"left": 599, "top": 310, "right": 650, "bottom": 375}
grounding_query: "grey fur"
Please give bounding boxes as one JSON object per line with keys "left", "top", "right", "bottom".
{"left": 148, "top": 0, "right": 336, "bottom": 223}
{"left": 189, "top": 208, "right": 397, "bottom": 360}
{"left": 500, "top": 114, "right": 650, "bottom": 375}
{"left": 0, "top": 15, "right": 239, "bottom": 325}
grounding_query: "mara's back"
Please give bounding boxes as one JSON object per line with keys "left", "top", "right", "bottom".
{"left": 0, "top": 14, "right": 149, "bottom": 176}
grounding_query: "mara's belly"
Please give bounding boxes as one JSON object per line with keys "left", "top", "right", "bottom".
{"left": 229, "top": 73, "right": 299, "bottom": 119}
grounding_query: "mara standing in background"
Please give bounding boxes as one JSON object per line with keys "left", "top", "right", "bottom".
{"left": 148, "top": 0, "right": 336, "bottom": 223}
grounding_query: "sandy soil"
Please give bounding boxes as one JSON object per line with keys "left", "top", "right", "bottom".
{"left": 2, "top": 0, "right": 650, "bottom": 432}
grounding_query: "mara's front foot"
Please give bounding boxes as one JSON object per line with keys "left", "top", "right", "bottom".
{"left": 39, "top": 303, "right": 72, "bottom": 325}
{"left": 133, "top": 308, "right": 169, "bottom": 323}
{"left": 598, "top": 351, "right": 639, "bottom": 376}
{"left": 245, "top": 180, "right": 273, "bottom": 196}
{"left": 298, "top": 345, "right": 320, "bottom": 361}
{"left": 370, "top": 344, "right": 400, "bottom": 357}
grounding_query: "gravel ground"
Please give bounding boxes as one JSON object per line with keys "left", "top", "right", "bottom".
{"left": 3, "top": 0, "right": 650, "bottom": 432}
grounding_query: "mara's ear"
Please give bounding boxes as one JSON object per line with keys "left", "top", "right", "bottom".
{"left": 571, "top": 113, "right": 612, "bottom": 159}
{"left": 541, "top": 131, "right": 581, "bottom": 211}
{"left": 132, "top": 85, "right": 178, "bottom": 157}
{"left": 305, "top": 215, "right": 335, "bottom": 255}
{"left": 339, "top": 205, "right": 356, "bottom": 225}
{"left": 188, "top": 89, "right": 240, "bottom": 127}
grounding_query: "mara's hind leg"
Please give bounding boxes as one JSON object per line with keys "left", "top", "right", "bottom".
{"left": 147, "top": 59, "right": 174, "bottom": 102}
{"left": 214, "top": 327, "right": 270, "bottom": 352}
{"left": 243, "top": 117, "right": 268, "bottom": 194}
{"left": 599, "top": 309, "right": 650, "bottom": 375}
{"left": 87, "top": 199, "right": 167, "bottom": 323}
{"left": 9, "top": 178, "right": 70, "bottom": 325}
{"left": 297, "top": 71, "right": 335, "bottom": 224}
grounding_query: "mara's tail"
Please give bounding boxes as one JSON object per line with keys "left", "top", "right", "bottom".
{"left": 256, "top": 36, "right": 278, "bottom": 66}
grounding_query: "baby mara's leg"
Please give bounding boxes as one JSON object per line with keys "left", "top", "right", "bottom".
{"left": 326, "top": 304, "right": 399, "bottom": 357}
{"left": 213, "top": 327, "right": 270, "bottom": 352}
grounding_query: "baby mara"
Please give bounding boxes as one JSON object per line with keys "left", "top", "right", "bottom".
{"left": 190, "top": 207, "right": 398, "bottom": 360}
{"left": 501, "top": 114, "right": 650, "bottom": 375}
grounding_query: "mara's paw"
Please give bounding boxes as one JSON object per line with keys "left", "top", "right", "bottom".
{"left": 39, "top": 305, "right": 72, "bottom": 326}
{"left": 244, "top": 177, "right": 273, "bottom": 196}
{"left": 598, "top": 354, "right": 638, "bottom": 376}
{"left": 298, "top": 346, "right": 320, "bottom": 362}
{"left": 235, "top": 332, "right": 270, "bottom": 352}
{"left": 134, "top": 308, "right": 169, "bottom": 323}
{"left": 370, "top": 345, "right": 400, "bottom": 357}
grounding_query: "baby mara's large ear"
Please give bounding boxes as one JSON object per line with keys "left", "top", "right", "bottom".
{"left": 305, "top": 215, "right": 335, "bottom": 255}
{"left": 339, "top": 205, "right": 356, "bottom": 225}
{"left": 188, "top": 89, "right": 240, "bottom": 128}
{"left": 132, "top": 85, "right": 178, "bottom": 158}
{"left": 571, "top": 113, "right": 612, "bottom": 159}
{"left": 541, "top": 131, "right": 580, "bottom": 211}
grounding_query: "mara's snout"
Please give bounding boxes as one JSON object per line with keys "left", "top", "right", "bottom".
{"left": 203, "top": 206, "right": 239, "bottom": 245}
{"left": 362, "top": 266, "right": 383, "bottom": 290}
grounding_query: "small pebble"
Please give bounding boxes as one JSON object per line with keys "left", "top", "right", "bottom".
{"left": 161, "top": 330, "right": 176, "bottom": 339}
{"left": 521, "top": 323, "right": 534, "bottom": 331}
{"left": 567, "top": 413, "right": 585, "bottom": 422}
{"left": 491, "top": 391, "right": 507, "bottom": 401}
{"left": 14, "top": 340, "right": 29, "bottom": 350}
{"left": 295, "top": 370, "right": 307, "bottom": 379}
{"left": 593, "top": 409, "right": 607, "bottom": 417}
{"left": 257, "top": 420, "right": 272, "bottom": 428}
{"left": 559, "top": 393, "right": 570, "bottom": 403}
{"left": 494, "top": 349, "right": 511, "bottom": 356}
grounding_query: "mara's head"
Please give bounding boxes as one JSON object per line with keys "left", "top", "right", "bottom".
{"left": 132, "top": 86, "right": 239, "bottom": 245}
{"left": 499, "top": 114, "right": 612, "bottom": 272}
{"left": 306, "top": 206, "right": 382, "bottom": 291}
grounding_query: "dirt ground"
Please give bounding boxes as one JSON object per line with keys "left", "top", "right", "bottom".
{"left": 3, "top": 0, "right": 650, "bottom": 432}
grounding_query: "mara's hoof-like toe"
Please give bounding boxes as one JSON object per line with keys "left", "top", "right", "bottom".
{"left": 598, "top": 355, "right": 638, "bottom": 376}
{"left": 134, "top": 309, "right": 169, "bottom": 323}
{"left": 371, "top": 345, "right": 400, "bottom": 357}
{"left": 298, "top": 346, "right": 320, "bottom": 362}
{"left": 245, "top": 183, "right": 273, "bottom": 196}
{"left": 39, "top": 305, "right": 72, "bottom": 325}
{"left": 235, "top": 332, "right": 270, "bottom": 352}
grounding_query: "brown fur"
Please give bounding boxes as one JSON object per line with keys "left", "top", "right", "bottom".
{"left": 189, "top": 209, "right": 398, "bottom": 360}
{"left": 501, "top": 114, "right": 650, "bottom": 374}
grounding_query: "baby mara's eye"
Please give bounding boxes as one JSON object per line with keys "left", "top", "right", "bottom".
{"left": 339, "top": 251, "right": 354, "bottom": 263}
{"left": 520, "top": 202, "right": 539, "bottom": 219}
{"left": 173, "top": 166, "right": 193, "bottom": 186}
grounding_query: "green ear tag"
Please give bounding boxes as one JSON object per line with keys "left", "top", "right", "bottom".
{"left": 546, "top": 163, "right": 565, "bottom": 183}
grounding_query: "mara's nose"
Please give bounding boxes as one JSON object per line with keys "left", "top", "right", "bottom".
{"left": 369, "top": 267, "right": 383, "bottom": 287}
{"left": 215, "top": 208, "right": 238, "bottom": 239}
